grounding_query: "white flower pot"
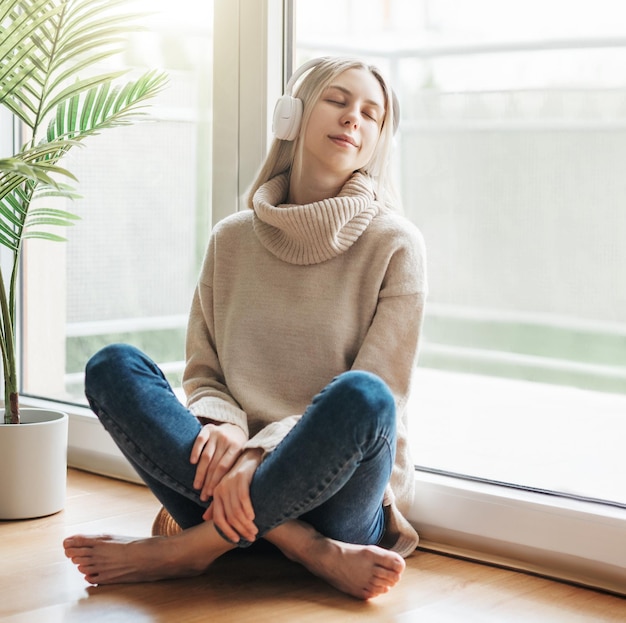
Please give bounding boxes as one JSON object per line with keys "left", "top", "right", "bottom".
{"left": 0, "top": 408, "right": 68, "bottom": 519}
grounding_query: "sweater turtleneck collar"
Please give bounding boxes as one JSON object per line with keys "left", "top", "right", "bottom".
{"left": 252, "top": 171, "right": 380, "bottom": 265}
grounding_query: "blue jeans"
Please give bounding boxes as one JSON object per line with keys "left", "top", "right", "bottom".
{"left": 84, "top": 344, "right": 396, "bottom": 547}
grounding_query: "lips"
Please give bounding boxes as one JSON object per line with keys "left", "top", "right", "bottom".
{"left": 329, "top": 134, "right": 358, "bottom": 148}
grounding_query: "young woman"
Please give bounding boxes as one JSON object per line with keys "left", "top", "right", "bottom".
{"left": 64, "top": 56, "right": 428, "bottom": 601}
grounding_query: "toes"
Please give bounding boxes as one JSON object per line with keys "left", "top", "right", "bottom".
{"left": 64, "top": 534, "right": 118, "bottom": 559}
{"left": 373, "top": 565, "right": 402, "bottom": 584}
{"left": 63, "top": 536, "right": 85, "bottom": 552}
{"left": 386, "top": 553, "right": 405, "bottom": 574}
{"left": 66, "top": 547, "right": 97, "bottom": 563}
{"left": 370, "top": 551, "right": 404, "bottom": 578}
{"left": 77, "top": 563, "right": 97, "bottom": 575}
{"left": 366, "top": 573, "right": 398, "bottom": 596}
{"left": 361, "top": 584, "right": 390, "bottom": 600}
{"left": 63, "top": 535, "right": 98, "bottom": 552}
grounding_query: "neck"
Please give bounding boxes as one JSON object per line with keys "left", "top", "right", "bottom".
{"left": 287, "top": 168, "right": 352, "bottom": 205}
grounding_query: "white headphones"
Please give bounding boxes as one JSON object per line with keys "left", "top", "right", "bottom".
{"left": 272, "top": 57, "right": 400, "bottom": 142}
{"left": 272, "top": 57, "right": 328, "bottom": 141}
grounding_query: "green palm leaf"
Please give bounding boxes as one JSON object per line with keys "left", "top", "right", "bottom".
{"left": 2, "top": 0, "right": 152, "bottom": 133}
{"left": 47, "top": 71, "right": 167, "bottom": 141}
{"left": 0, "top": 0, "right": 167, "bottom": 248}
{"left": 0, "top": 157, "right": 73, "bottom": 188}
{"left": 0, "top": 0, "right": 167, "bottom": 422}
{"left": 0, "top": 70, "right": 166, "bottom": 243}
{"left": 23, "top": 205, "right": 81, "bottom": 242}
{"left": 0, "top": 144, "right": 78, "bottom": 199}
{"left": 0, "top": 2, "right": 64, "bottom": 111}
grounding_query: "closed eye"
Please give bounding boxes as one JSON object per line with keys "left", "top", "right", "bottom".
{"left": 323, "top": 83, "right": 385, "bottom": 122}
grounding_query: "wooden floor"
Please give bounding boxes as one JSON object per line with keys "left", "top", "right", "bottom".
{"left": 1, "top": 470, "right": 624, "bottom": 622}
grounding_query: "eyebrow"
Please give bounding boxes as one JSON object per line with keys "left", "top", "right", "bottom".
{"left": 325, "top": 84, "right": 385, "bottom": 111}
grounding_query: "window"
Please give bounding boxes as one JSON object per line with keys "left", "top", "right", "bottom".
{"left": 21, "top": 0, "right": 214, "bottom": 404}
{"left": 294, "top": 0, "right": 626, "bottom": 592}
{"left": 295, "top": 0, "right": 626, "bottom": 504}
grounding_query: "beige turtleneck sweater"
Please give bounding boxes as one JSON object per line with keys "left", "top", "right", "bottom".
{"left": 183, "top": 172, "right": 427, "bottom": 557}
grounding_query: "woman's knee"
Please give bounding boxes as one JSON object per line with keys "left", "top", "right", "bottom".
{"left": 85, "top": 343, "right": 145, "bottom": 396}
{"left": 329, "top": 370, "right": 396, "bottom": 430}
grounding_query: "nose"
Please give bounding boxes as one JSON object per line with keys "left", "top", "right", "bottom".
{"left": 341, "top": 106, "right": 360, "bottom": 129}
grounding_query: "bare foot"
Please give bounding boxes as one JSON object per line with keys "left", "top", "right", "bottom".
{"left": 63, "top": 522, "right": 235, "bottom": 585}
{"left": 266, "top": 521, "right": 405, "bottom": 600}
{"left": 302, "top": 536, "right": 405, "bottom": 600}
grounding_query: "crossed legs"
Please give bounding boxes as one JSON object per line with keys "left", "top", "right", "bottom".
{"left": 64, "top": 344, "right": 406, "bottom": 599}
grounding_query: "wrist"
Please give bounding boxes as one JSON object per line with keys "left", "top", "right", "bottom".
{"left": 200, "top": 419, "right": 247, "bottom": 437}
{"left": 241, "top": 447, "right": 264, "bottom": 466}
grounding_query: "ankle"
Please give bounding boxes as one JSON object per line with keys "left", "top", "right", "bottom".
{"left": 168, "top": 524, "right": 234, "bottom": 573}
{"left": 266, "top": 521, "right": 321, "bottom": 564}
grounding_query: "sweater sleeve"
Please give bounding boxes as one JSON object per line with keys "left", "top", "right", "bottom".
{"left": 183, "top": 237, "right": 249, "bottom": 437}
{"left": 243, "top": 415, "right": 301, "bottom": 456}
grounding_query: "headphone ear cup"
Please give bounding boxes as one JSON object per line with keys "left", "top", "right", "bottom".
{"left": 272, "top": 95, "right": 303, "bottom": 141}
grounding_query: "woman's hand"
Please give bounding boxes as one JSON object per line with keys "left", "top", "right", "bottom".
{"left": 203, "top": 448, "right": 263, "bottom": 543}
{"left": 190, "top": 422, "right": 247, "bottom": 502}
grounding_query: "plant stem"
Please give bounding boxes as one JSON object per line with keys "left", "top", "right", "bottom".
{"left": 0, "top": 269, "right": 18, "bottom": 424}
{"left": 8, "top": 392, "right": 19, "bottom": 424}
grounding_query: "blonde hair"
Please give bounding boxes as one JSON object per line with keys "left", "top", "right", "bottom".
{"left": 247, "top": 57, "right": 400, "bottom": 210}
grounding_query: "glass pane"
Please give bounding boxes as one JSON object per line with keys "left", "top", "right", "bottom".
{"left": 295, "top": 0, "right": 626, "bottom": 507}
{"left": 22, "top": 0, "right": 214, "bottom": 404}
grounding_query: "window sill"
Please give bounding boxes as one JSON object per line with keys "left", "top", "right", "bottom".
{"left": 410, "top": 469, "right": 626, "bottom": 596}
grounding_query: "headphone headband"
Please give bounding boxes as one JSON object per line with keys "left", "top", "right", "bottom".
{"left": 284, "top": 57, "right": 331, "bottom": 96}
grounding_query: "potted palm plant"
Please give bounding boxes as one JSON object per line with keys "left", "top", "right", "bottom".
{"left": 0, "top": 0, "right": 167, "bottom": 518}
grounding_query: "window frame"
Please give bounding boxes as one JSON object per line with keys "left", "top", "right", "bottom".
{"left": 12, "top": 0, "right": 626, "bottom": 597}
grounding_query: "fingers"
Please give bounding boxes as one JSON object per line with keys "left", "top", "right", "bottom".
{"left": 189, "top": 426, "right": 210, "bottom": 465}
{"left": 202, "top": 504, "right": 213, "bottom": 522}
{"left": 211, "top": 483, "right": 258, "bottom": 543}
{"left": 191, "top": 428, "right": 215, "bottom": 495}
{"left": 190, "top": 424, "right": 247, "bottom": 502}
{"left": 208, "top": 455, "right": 259, "bottom": 543}
{"left": 200, "top": 445, "right": 240, "bottom": 501}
